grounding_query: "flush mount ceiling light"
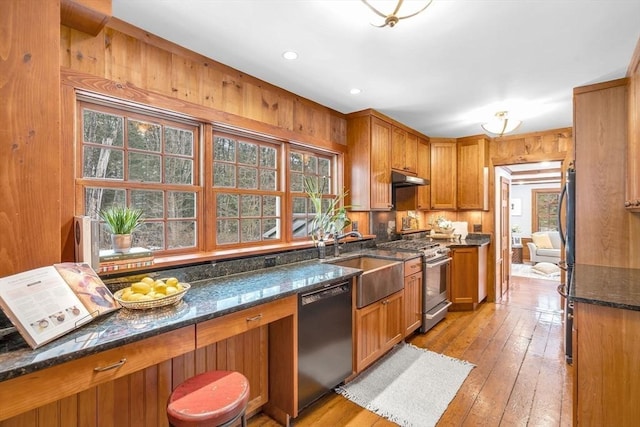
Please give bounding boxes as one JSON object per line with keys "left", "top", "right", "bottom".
{"left": 361, "top": 0, "right": 433, "bottom": 28}
{"left": 481, "top": 111, "right": 522, "bottom": 137}
{"left": 282, "top": 51, "right": 298, "bottom": 60}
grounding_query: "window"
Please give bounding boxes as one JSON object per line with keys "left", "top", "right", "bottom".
{"left": 79, "top": 103, "right": 200, "bottom": 252}
{"left": 77, "top": 96, "right": 341, "bottom": 256}
{"left": 212, "top": 133, "right": 282, "bottom": 245}
{"left": 532, "top": 189, "right": 560, "bottom": 232}
{"left": 289, "top": 149, "right": 335, "bottom": 239}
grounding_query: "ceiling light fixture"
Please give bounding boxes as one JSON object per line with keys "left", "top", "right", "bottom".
{"left": 282, "top": 51, "right": 298, "bottom": 60}
{"left": 361, "top": 0, "right": 433, "bottom": 28}
{"left": 481, "top": 111, "right": 522, "bottom": 137}
{"left": 350, "top": 88, "right": 362, "bottom": 95}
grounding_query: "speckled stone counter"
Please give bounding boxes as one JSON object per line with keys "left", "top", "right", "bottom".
{"left": 0, "top": 248, "right": 417, "bottom": 382}
{"left": 443, "top": 233, "right": 491, "bottom": 248}
{"left": 570, "top": 263, "right": 640, "bottom": 311}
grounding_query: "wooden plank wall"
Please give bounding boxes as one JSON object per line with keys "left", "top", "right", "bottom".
{"left": 0, "top": 1, "right": 62, "bottom": 277}
{"left": 60, "top": 18, "right": 347, "bottom": 146}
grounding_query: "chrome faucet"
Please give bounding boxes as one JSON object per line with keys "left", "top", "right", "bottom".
{"left": 334, "top": 231, "right": 363, "bottom": 257}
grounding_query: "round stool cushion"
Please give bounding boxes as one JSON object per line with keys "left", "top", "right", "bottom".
{"left": 167, "top": 371, "right": 250, "bottom": 427}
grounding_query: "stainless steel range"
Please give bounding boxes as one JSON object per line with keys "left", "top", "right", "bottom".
{"left": 377, "top": 238, "right": 452, "bottom": 333}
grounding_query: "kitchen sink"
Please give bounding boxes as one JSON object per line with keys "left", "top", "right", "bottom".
{"left": 329, "top": 256, "right": 404, "bottom": 308}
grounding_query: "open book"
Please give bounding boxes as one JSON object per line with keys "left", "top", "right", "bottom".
{"left": 0, "top": 263, "right": 119, "bottom": 349}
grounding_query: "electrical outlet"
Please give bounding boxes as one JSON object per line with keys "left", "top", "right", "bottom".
{"left": 264, "top": 256, "right": 277, "bottom": 268}
{"left": 473, "top": 224, "right": 482, "bottom": 232}
{"left": 352, "top": 221, "right": 358, "bottom": 232}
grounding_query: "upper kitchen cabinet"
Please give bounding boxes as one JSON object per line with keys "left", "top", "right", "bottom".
{"left": 626, "top": 53, "right": 640, "bottom": 212}
{"left": 430, "top": 139, "right": 457, "bottom": 210}
{"left": 391, "top": 127, "right": 418, "bottom": 174}
{"left": 457, "top": 136, "right": 490, "bottom": 210}
{"left": 347, "top": 111, "right": 393, "bottom": 211}
{"left": 416, "top": 138, "right": 431, "bottom": 210}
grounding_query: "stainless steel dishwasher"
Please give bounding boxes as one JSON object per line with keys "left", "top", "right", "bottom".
{"left": 298, "top": 280, "right": 353, "bottom": 411}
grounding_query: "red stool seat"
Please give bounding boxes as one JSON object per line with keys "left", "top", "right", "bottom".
{"left": 167, "top": 370, "right": 250, "bottom": 427}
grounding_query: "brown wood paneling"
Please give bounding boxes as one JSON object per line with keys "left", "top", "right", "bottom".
{"left": 0, "top": 0, "right": 62, "bottom": 277}
{"left": 574, "top": 80, "right": 631, "bottom": 267}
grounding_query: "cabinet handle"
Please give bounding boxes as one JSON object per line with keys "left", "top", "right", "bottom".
{"left": 381, "top": 299, "right": 389, "bottom": 305}
{"left": 246, "top": 314, "right": 263, "bottom": 322}
{"left": 94, "top": 358, "right": 127, "bottom": 372}
{"left": 410, "top": 264, "right": 419, "bottom": 269}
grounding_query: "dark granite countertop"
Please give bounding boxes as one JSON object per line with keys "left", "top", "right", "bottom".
{"left": 0, "top": 248, "right": 416, "bottom": 382}
{"left": 443, "top": 234, "right": 491, "bottom": 248}
{"left": 570, "top": 264, "right": 640, "bottom": 311}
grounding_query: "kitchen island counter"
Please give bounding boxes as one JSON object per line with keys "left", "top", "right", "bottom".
{"left": 570, "top": 263, "right": 640, "bottom": 311}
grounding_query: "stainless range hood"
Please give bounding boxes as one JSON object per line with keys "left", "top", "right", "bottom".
{"left": 392, "top": 171, "right": 429, "bottom": 187}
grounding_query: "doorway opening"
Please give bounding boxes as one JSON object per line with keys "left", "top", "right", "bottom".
{"left": 495, "top": 161, "right": 563, "bottom": 300}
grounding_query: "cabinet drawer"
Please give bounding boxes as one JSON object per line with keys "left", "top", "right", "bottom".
{"left": 196, "top": 295, "right": 296, "bottom": 348}
{"left": 404, "top": 257, "right": 422, "bottom": 277}
{"left": 0, "top": 325, "right": 195, "bottom": 421}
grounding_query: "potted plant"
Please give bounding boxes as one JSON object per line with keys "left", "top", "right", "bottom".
{"left": 99, "top": 205, "right": 144, "bottom": 253}
{"left": 304, "top": 177, "right": 351, "bottom": 254}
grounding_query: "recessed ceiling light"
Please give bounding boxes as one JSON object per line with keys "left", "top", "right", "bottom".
{"left": 350, "top": 88, "right": 362, "bottom": 95}
{"left": 282, "top": 51, "right": 298, "bottom": 60}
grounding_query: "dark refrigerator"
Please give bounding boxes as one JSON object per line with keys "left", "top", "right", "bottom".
{"left": 558, "top": 167, "right": 575, "bottom": 364}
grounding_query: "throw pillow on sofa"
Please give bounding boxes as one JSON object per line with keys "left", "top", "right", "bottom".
{"left": 531, "top": 233, "right": 553, "bottom": 249}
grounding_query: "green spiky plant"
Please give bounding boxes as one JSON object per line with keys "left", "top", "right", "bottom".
{"left": 99, "top": 205, "right": 144, "bottom": 235}
{"left": 303, "top": 176, "right": 351, "bottom": 245}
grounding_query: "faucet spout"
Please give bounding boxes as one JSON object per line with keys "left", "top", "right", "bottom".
{"left": 334, "top": 231, "right": 363, "bottom": 257}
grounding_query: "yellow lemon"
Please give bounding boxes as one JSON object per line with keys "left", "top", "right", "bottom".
{"left": 138, "top": 294, "right": 153, "bottom": 301}
{"left": 166, "top": 286, "right": 178, "bottom": 295}
{"left": 131, "top": 282, "right": 151, "bottom": 295}
{"left": 153, "top": 281, "right": 167, "bottom": 293}
{"left": 141, "top": 277, "right": 155, "bottom": 285}
{"left": 128, "top": 293, "right": 144, "bottom": 301}
{"left": 166, "top": 277, "right": 179, "bottom": 287}
{"left": 176, "top": 283, "right": 184, "bottom": 291}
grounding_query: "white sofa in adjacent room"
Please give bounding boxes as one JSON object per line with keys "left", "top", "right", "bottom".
{"left": 526, "top": 231, "right": 561, "bottom": 264}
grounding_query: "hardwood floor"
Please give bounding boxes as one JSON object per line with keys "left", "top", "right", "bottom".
{"left": 250, "top": 271, "right": 573, "bottom": 427}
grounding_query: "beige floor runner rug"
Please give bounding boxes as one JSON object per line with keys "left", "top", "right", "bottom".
{"left": 336, "top": 343, "right": 474, "bottom": 427}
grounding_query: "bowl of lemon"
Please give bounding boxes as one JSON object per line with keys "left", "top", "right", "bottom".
{"left": 113, "top": 276, "right": 190, "bottom": 310}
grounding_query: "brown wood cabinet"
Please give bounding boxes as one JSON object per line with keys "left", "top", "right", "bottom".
{"left": 457, "top": 136, "right": 489, "bottom": 210}
{"left": 403, "top": 257, "right": 423, "bottom": 336}
{"left": 347, "top": 113, "right": 393, "bottom": 211}
{"left": 391, "top": 127, "right": 418, "bottom": 174}
{"left": 625, "top": 51, "right": 640, "bottom": 211}
{"left": 450, "top": 245, "right": 488, "bottom": 310}
{"left": 573, "top": 302, "right": 640, "bottom": 425}
{"left": 574, "top": 79, "right": 631, "bottom": 267}
{"left": 0, "top": 326, "right": 196, "bottom": 425}
{"left": 354, "top": 290, "right": 404, "bottom": 373}
{"left": 416, "top": 138, "right": 431, "bottom": 210}
{"left": 430, "top": 140, "right": 457, "bottom": 210}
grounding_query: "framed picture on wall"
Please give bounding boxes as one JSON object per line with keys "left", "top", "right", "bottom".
{"left": 510, "top": 198, "right": 522, "bottom": 216}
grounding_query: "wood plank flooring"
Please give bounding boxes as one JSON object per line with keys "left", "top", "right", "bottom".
{"left": 250, "top": 272, "right": 573, "bottom": 427}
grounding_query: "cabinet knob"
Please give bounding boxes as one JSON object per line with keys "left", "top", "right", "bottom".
{"left": 625, "top": 200, "right": 632, "bottom": 207}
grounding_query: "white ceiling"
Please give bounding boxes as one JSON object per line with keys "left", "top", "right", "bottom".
{"left": 112, "top": 0, "right": 640, "bottom": 138}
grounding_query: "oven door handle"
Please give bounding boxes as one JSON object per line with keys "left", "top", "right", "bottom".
{"left": 425, "top": 257, "right": 452, "bottom": 268}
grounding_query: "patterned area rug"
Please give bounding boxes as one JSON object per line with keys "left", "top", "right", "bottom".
{"left": 336, "top": 343, "right": 474, "bottom": 427}
{"left": 511, "top": 263, "right": 560, "bottom": 282}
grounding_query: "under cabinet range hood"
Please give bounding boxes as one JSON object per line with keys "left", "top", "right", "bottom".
{"left": 392, "top": 171, "right": 429, "bottom": 187}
